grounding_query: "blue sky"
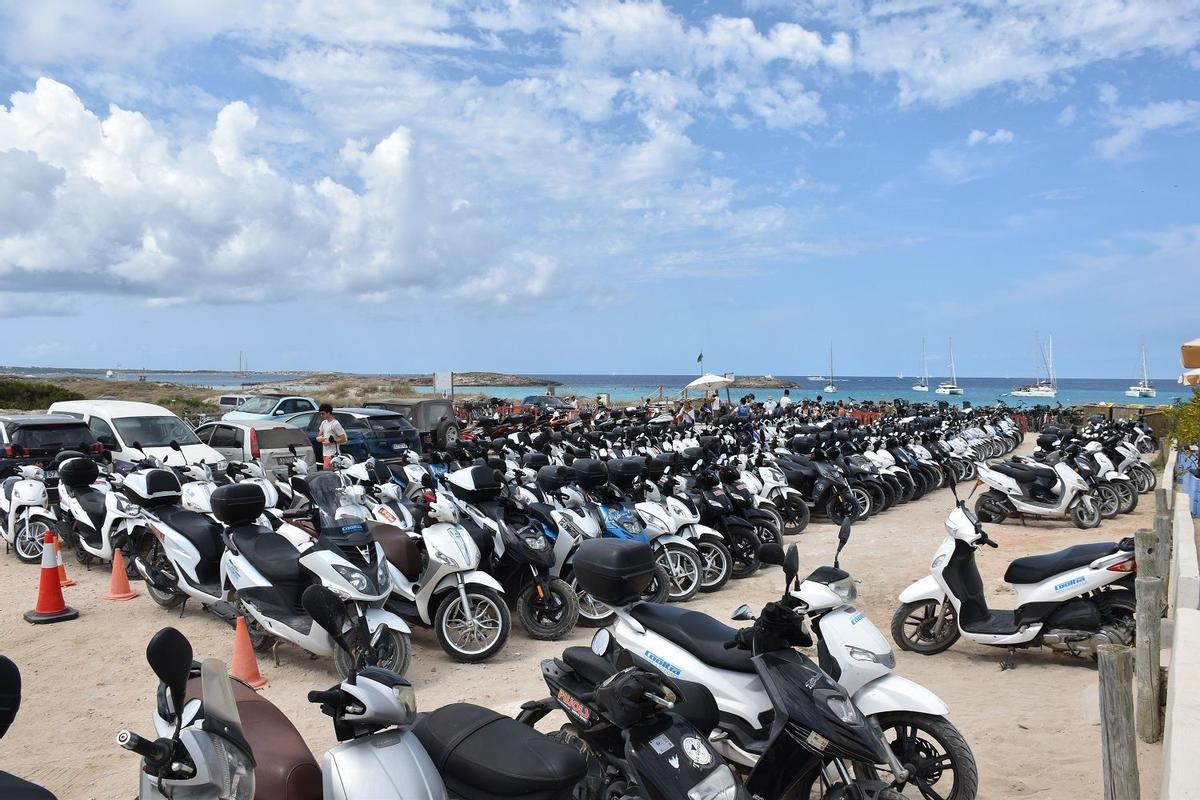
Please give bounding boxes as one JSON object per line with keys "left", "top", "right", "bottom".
{"left": 0, "top": 1, "right": 1197, "bottom": 379}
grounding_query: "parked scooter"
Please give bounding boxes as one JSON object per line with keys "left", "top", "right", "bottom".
{"left": 0, "top": 455, "right": 57, "bottom": 563}
{"left": 893, "top": 485, "right": 1136, "bottom": 666}
{"left": 974, "top": 449, "right": 1101, "bottom": 529}
{"left": 55, "top": 454, "right": 146, "bottom": 567}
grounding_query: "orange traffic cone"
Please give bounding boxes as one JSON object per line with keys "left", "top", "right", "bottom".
{"left": 230, "top": 616, "right": 269, "bottom": 690}
{"left": 103, "top": 550, "right": 139, "bottom": 601}
{"left": 24, "top": 531, "right": 79, "bottom": 624}
{"left": 54, "top": 535, "right": 75, "bottom": 588}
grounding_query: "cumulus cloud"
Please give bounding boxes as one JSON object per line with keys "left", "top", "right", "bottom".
{"left": 966, "top": 128, "right": 1014, "bottom": 145}
{"left": 1095, "top": 97, "right": 1200, "bottom": 159}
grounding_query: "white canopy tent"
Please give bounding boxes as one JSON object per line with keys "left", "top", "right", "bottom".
{"left": 684, "top": 373, "right": 734, "bottom": 392}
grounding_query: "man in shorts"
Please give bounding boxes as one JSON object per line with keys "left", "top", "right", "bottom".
{"left": 316, "top": 403, "right": 347, "bottom": 470}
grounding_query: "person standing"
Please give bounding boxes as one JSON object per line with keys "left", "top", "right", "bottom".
{"left": 763, "top": 396, "right": 777, "bottom": 415}
{"left": 316, "top": 403, "right": 347, "bottom": 470}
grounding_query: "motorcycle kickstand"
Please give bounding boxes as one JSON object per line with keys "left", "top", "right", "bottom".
{"left": 1000, "top": 648, "right": 1017, "bottom": 671}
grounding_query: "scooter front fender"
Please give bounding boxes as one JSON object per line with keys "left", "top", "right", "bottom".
{"left": 363, "top": 606, "right": 412, "bottom": 636}
{"left": 898, "top": 575, "right": 945, "bottom": 605}
{"left": 854, "top": 673, "right": 948, "bottom": 717}
{"left": 432, "top": 569, "right": 504, "bottom": 597}
{"left": 652, "top": 534, "right": 698, "bottom": 551}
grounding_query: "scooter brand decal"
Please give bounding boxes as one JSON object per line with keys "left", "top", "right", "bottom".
{"left": 1054, "top": 576, "right": 1086, "bottom": 592}
{"left": 227, "top": 564, "right": 240, "bottom": 581}
{"left": 556, "top": 689, "right": 591, "bottom": 722}
{"left": 668, "top": 755, "right": 679, "bottom": 769}
{"left": 650, "top": 733, "right": 674, "bottom": 754}
{"left": 850, "top": 612, "right": 865, "bottom": 626}
{"left": 682, "top": 736, "right": 713, "bottom": 767}
{"left": 643, "top": 650, "right": 682, "bottom": 676}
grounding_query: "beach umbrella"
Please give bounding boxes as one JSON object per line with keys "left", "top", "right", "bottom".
{"left": 1180, "top": 368, "right": 1200, "bottom": 386}
{"left": 685, "top": 373, "right": 734, "bottom": 392}
{"left": 1182, "top": 339, "right": 1200, "bottom": 369}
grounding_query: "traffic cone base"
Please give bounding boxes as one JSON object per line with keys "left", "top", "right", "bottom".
{"left": 230, "top": 616, "right": 269, "bottom": 690}
{"left": 25, "top": 531, "right": 78, "bottom": 625}
{"left": 103, "top": 550, "right": 139, "bottom": 601}
{"left": 54, "top": 535, "right": 75, "bottom": 587}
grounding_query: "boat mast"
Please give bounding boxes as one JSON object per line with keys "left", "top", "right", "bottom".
{"left": 1142, "top": 345, "right": 1150, "bottom": 386}
{"left": 922, "top": 338, "right": 928, "bottom": 385}
{"left": 948, "top": 338, "right": 957, "bottom": 385}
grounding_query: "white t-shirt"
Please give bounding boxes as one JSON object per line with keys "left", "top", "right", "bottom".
{"left": 778, "top": 395, "right": 792, "bottom": 408}
{"left": 319, "top": 417, "right": 346, "bottom": 456}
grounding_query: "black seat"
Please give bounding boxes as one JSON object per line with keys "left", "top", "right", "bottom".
{"left": 415, "top": 704, "right": 586, "bottom": 800}
{"left": 561, "top": 646, "right": 616, "bottom": 686}
{"left": 157, "top": 506, "right": 223, "bottom": 562}
{"left": 72, "top": 487, "right": 108, "bottom": 533}
{"left": 230, "top": 526, "right": 305, "bottom": 584}
{"left": 1004, "top": 542, "right": 1120, "bottom": 585}
{"left": 629, "top": 603, "right": 754, "bottom": 673}
{"left": 993, "top": 461, "right": 1055, "bottom": 483}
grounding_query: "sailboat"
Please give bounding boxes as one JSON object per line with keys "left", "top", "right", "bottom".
{"left": 1012, "top": 336, "right": 1058, "bottom": 398}
{"left": 824, "top": 345, "right": 837, "bottom": 394}
{"left": 912, "top": 339, "right": 929, "bottom": 392}
{"left": 1126, "top": 345, "right": 1156, "bottom": 398}
{"left": 935, "top": 339, "right": 964, "bottom": 395}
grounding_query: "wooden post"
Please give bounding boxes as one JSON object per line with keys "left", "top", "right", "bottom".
{"left": 1098, "top": 644, "right": 1140, "bottom": 800}
{"left": 1135, "top": 576, "right": 1164, "bottom": 743}
{"left": 1152, "top": 513, "right": 1172, "bottom": 583}
{"left": 1155, "top": 486, "right": 1169, "bottom": 517}
{"left": 1135, "top": 528, "right": 1159, "bottom": 581}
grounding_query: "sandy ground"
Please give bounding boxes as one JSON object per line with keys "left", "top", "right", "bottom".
{"left": 0, "top": 445, "right": 1161, "bottom": 799}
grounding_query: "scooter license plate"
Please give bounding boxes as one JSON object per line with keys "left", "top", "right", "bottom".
{"left": 278, "top": 456, "right": 294, "bottom": 464}
{"left": 44, "top": 470, "right": 57, "bottom": 480}
{"left": 392, "top": 443, "right": 404, "bottom": 450}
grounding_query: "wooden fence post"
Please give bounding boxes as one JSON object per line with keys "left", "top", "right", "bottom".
{"left": 1152, "top": 513, "right": 1172, "bottom": 582}
{"left": 1098, "top": 644, "right": 1140, "bottom": 800}
{"left": 1155, "top": 486, "right": 1169, "bottom": 518}
{"left": 1135, "top": 528, "right": 1159, "bottom": 581}
{"left": 1135, "top": 576, "right": 1164, "bottom": 743}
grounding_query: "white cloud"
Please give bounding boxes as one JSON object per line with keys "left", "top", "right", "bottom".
{"left": 966, "top": 128, "right": 1014, "bottom": 145}
{"left": 1095, "top": 98, "right": 1200, "bottom": 159}
{"left": 1057, "top": 105, "right": 1077, "bottom": 126}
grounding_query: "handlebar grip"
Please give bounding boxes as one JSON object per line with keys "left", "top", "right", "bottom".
{"left": 117, "top": 730, "right": 170, "bottom": 763}
{"left": 307, "top": 689, "right": 343, "bottom": 706}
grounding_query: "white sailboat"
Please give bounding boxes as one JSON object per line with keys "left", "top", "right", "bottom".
{"left": 824, "top": 345, "right": 837, "bottom": 394}
{"left": 912, "top": 339, "right": 929, "bottom": 392}
{"left": 1012, "top": 335, "right": 1058, "bottom": 398}
{"left": 1126, "top": 345, "right": 1156, "bottom": 398}
{"left": 935, "top": 339, "right": 964, "bottom": 395}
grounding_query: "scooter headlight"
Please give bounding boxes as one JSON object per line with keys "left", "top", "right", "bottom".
{"left": 523, "top": 533, "right": 549, "bottom": 551}
{"left": 114, "top": 496, "right": 139, "bottom": 515}
{"left": 687, "top": 765, "right": 738, "bottom": 800}
{"left": 333, "top": 565, "right": 373, "bottom": 594}
{"left": 828, "top": 576, "right": 858, "bottom": 603}
{"left": 375, "top": 555, "right": 391, "bottom": 591}
{"left": 765, "top": 467, "right": 785, "bottom": 484}
{"left": 816, "top": 689, "right": 862, "bottom": 726}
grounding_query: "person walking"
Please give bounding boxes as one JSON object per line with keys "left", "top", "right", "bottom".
{"left": 316, "top": 403, "right": 347, "bottom": 470}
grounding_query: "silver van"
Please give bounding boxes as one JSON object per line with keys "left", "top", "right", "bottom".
{"left": 194, "top": 419, "right": 316, "bottom": 471}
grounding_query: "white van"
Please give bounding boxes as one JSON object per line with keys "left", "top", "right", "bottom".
{"left": 47, "top": 400, "right": 226, "bottom": 471}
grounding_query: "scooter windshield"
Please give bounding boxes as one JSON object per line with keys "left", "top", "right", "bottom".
{"left": 199, "top": 658, "right": 255, "bottom": 765}
{"left": 307, "top": 472, "right": 364, "bottom": 527}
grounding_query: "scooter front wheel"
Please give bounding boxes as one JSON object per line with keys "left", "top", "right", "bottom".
{"left": 516, "top": 578, "right": 580, "bottom": 640}
{"left": 696, "top": 536, "right": 733, "bottom": 592}
{"left": 1071, "top": 498, "right": 1102, "bottom": 529}
{"left": 434, "top": 586, "right": 511, "bottom": 662}
{"left": 570, "top": 574, "right": 617, "bottom": 628}
{"left": 336, "top": 627, "right": 412, "bottom": 679}
{"left": 891, "top": 600, "right": 960, "bottom": 655}
{"left": 867, "top": 712, "right": 979, "bottom": 800}
{"left": 1094, "top": 485, "right": 1120, "bottom": 519}
{"left": 778, "top": 496, "right": 810, "bottom": 534}
{"left": 12, "top": 518, "right": 50, "bottom": 564}
{"left": 655, "top": 544, "right": 702, "bottom": 603}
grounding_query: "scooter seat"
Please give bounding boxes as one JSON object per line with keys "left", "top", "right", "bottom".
{"left": 415, "top": 703, "right": 586, "bottom": 800}
{"left": 72, "top": 487, "right": 108, "bottom": 533}
{"left": 230, "top": 526, "right": 305, "bottom": 583}
{"left": 992, "top": 462, "right": 1054, "bottom": 483}
{"left": 185, "top": 675, "right": 320, "bottom": 800}
{"left": 629, "top": 603, "right": 755, "bottom": 674}
{"left": 157, "top": 505, "right": 223, "bottom": 562}
{"left": 1004, "top": 542, "right": 1120, "bottom": 585}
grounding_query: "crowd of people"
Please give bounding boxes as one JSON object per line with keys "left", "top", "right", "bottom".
{"left": 672, "top": 388, "right": 857, "bottom": 424}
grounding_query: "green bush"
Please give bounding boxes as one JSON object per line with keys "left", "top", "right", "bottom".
{"left": 1166, "top": 389, "right": 1200, "bottom": 448}
{"left": 0, "top": 378, "right": 85, "bottom": 409}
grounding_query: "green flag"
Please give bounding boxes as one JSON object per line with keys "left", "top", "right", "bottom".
{"left": 696, "top": 352, "right": 703, "bottom": 363}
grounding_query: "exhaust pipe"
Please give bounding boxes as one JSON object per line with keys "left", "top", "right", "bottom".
{"left": 132, "top": 555, "right": 175, "bottom": 592}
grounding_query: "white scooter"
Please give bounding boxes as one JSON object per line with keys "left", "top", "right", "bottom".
{"left": 0, "top": 458, "right": 58, "bottom": 563}
{"left": 893, "top": 487, "right": 1136, "bottom": 666}
{"left": 974, "top": 451, "right": 1100, "bottom": 529}
{"left": 56, "top": 455, "right": 145, "bottom": 566}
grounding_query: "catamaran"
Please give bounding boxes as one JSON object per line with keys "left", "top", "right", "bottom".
{"left": 1012, "top": 336, "right": 1058, "bottom": 398}
{"left": 824, "top": 345, "right": 837, "bottom": 394}
{"left": 1126, "top": 345, "right": 1156, "bottom": 398}
{"left": 912, "top": 338, "right": 929, "bottom": 392}
{"left": 935, "top": 339, "right": 964, "bottom": 395}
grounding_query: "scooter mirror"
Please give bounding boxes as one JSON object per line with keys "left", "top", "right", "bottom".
{"left": 757, "top": 543, "right": 785, "bottom": 566}
{"left": 169, "top": 440, "right": 182, "bottom": 452}
{"left": 302, "top": 585, "right": 350, "bottom": 650}
{"left": 591, "top": 629, "right": 611, "bottom": 657}
{"left": 838, "top": 519, "right": 852, "bottom": 546}
{"left": 731, "top": 604, "right": 755, "bottom": 621}
{"left": 145, "top": 627, "right": 193, "bottom": 723}
{"left": 421, "top": 473, "right": 434, "bottom": 489}
{"left": 288, "top": 444, "right": 297, "bottom": 455}
{"left": 784, "top": 544, "right": 800, "bottom": 588}
{"left": 7, "top": 443, "right": 23, "bottom": 457}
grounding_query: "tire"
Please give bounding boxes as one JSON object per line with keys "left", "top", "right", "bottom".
{"left": 761, "top": 504, "right": 787, "bottom": 537}
{"left": 139, "top": 538, "right": 185, "bottom": 609}
{"left": 1130, "top": 466, "right": 1151, "bottom": 494}
{"left": 849, "top": 485, "right": 872, "bottom": 519}
{"left": 570, "top": 572, "right": 616, "bottom": 628}
{"left": 517, "top": 578, "right": 579, "bottom": 640}
{"left": 778, "top": 496, "right": 810, "bottom": 534}
{"left": 434, "top": 586, "right": 510, "bottom": 662}
{"left": 435, "top": 420, "right": 460, "bottom": 450}
{"left": 727, "top": 526, "right": 761, "bottom": 579}
{"left": 336, "top": 626, "right": 412, "bottom": 679}
{"left": 974, "top": 491, "right": 1009, "bottom": 524}
{"left": 752, "top": 519, "right": 780, "bottom": 548}
{"left": 1094, "top": 591, "right": 1138, "bottom": 649}
{"left": 1113, "top": 480, "right": 1137, "bottom": 514}
{"left": 655, "top": 545, "right": 702, "bottom": 603}
{"left": 641, "top": 565, "right": 672, "bottom": 603}
{"left": 1138, "top": 463, "right": 1157, "bottom": 492}
{"left": 871, "top": 712, "right": 979, "bottom": 800}
{"left": 696, "top": 536, "right": 732, "bottom": 593}
{"left": 12, "top": 518, "right": 50, "bottom": 564}
{"left": 1071, "top": 497, "right": 1102, "bottom": 529}
{"left": 238, "top": 606, "right": 274, "bottom": 653}
{"left": 824, "top": 493, "right": 860, "bottom": 525}
{"left": 1095, "top": 485, "right": 1120, "bottom": 520}
{"left": 864, "top": 482, "right": 888, "bottom": 514}
{"left": 876, "top": 479, "right": 897, "bottom": 511}
{"left": 891, "top": 600, "right": 960, "bottom": 655}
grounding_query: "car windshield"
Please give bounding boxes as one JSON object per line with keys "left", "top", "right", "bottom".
{"left": 236, "top": 397, "right": 280, "bottom": 414}
{"left": 112, "top": 416, "right": 201, "bottom": 448}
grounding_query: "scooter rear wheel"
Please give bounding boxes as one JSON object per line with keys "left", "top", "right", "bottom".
{"left": 891, "top": 600, "right": 960, "bottom": 655}
{"left": 140, "top": 538, "right": 185, "bottom": 609}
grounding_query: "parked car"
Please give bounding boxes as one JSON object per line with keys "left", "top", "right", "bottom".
{"left": 48, "top": 400, "right": 225, "bottom": 471}
{"left": 523, "top": 395, "right": 570, "bottom": 412}
{"left": 0, "top": 415, "right": 104, "bottom": 464}
{"left": 362, "top": 398, "right": 459, "bottom": 450}
{"left": 280, "top": 407, "right": 421, "bottom": 464}
{"left": 216, "top": 394, "right": 251, "bottom": 412}
{"left": 194, "top": 420, "right": 316, "bottom": 471}
{"left": 221, "top": 394, "right": 317, "bottom": 421}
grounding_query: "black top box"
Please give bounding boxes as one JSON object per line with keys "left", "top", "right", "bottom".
{"left": 58, "top": 456, "right": 99, "bottom": 489}
{"left": 211, "top": 483, "right": 267, "bottom": 527}
{"left": 572, "top": 538, "right": 656, "bottom": 606}
{"left": 570, "top": 458, "right": 608, "bottom": 489}
{"left": 606, "top": 457, "right": 645, "bottom": 489}
{"left": 520, "top": 452, "right": 550, "bottom": 470}
{"left": 536, "top": 464, "right": 574, "bottom": 492}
